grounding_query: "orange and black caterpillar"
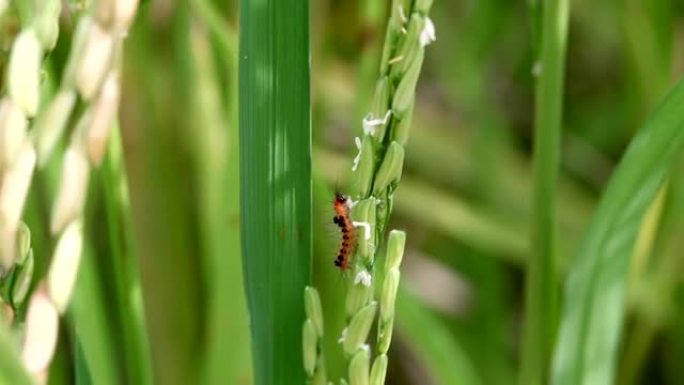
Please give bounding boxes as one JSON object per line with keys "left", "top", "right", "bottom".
{"left": 333, "top": 193, "right": 356, "bottom": 271}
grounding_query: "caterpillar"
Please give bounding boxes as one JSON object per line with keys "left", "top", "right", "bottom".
{"left": 332, "top": 193, "right": 356, "bottom": 271}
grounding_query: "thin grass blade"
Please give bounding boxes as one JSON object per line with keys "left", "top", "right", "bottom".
{"left": 519, "top": 0, "right": 569, "bottom": 383}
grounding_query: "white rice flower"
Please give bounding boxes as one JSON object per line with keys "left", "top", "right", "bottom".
{"left": 354, "top": 270, "right": 372, "bottom": 287}
{"left": 420, "top": 17, "right": 436, "bottom": 47}
{"left": 362, "top": 110, "right": 391, "bottom": 136}
{"left": 22, "top": 285, "right": 59, "bottom": 373}
{"left": 47, "top": 220, "right": 83, "bottom": 313}
{"left": 352, "top": 136, "right": 362, "bottom": 172}
{"left": 353, "top": 221, "right": 372, "bottom": 240}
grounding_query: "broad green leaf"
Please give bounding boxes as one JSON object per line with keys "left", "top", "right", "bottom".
{"left": 239, "top": 0, "right": 312, "bottom": 383}
{"left": 552, "top": 76, "right": 684, "bottom": 385}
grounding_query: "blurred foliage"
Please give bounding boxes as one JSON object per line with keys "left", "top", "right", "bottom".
{"left": 1, "top": 0, "right": 683, "bottom": 384}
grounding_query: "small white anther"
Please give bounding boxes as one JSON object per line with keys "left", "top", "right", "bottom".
{"left": 388, "top": 55, "right": 404, "bottom": 65}
{"left": 362, "top": 110, "right": 391, "bottom": 136}
{"left": 338, "top": 327, "right": 348, "bottom": 343}
{"left": 532, "top": 61, "right": 543, "bottom": 77}
{"left": 420, "top": 17, "right": 436, "bottom": 47}
{"left": 352, "top": 136, "right": 362, "bottom": 172}
{"left": 398, "top": 5, "right": 408, "bottom": 23}
{"left": 353, "top": 221, "right": 372, "bottom": 240}
{"left": 354, "top": 270, "right": 372, "bottom": 287}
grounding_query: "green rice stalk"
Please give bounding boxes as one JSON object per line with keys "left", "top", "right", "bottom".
{"left": 344, "top": 2, "right": 433, "bottom": 382}
{"left": 354, "top": 0, "right": 389, "bottom": 124}
{"left": 304, "top": 0, "right": 434, "bottom": 383}
{"left": 0, "top": 0, "right": 59, "bottom": 269}
{"left": 519, "top": 0, "right": 569, "bottom": 383}
{"left": 0, "top": 0, "right": 139, "bottom": 379}
{"left": 0, "top": 2, "right": 59, "bottom": 380}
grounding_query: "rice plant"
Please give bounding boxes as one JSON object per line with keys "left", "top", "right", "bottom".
{"left": 0, "top": 0, "right": 684, "bottom": 384}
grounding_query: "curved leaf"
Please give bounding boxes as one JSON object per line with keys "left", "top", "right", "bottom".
{"left": 552, "top": 76, "right": 684, "bottom": 385}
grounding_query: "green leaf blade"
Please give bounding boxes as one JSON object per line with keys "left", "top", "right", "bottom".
{"left": 552, "top": 77, "right": 684, "bottom": 385}
{"left": 239, "top": 0, "right": 312, "bottom": 383}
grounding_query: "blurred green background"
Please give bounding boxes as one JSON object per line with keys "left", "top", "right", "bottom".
{"left": 6, "top": 0, "right": 684, "bottom": 384}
